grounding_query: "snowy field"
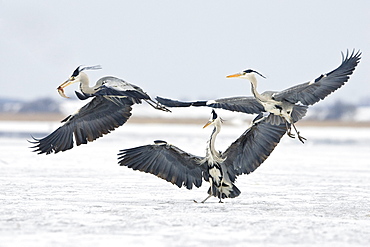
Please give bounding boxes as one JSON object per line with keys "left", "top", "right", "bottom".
{"left": 1, "top": 119, "right": 370, "bottom": 247}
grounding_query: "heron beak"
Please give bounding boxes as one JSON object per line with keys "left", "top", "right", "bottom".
{"left": 203, "top": 121, "right": 213, "bottom": 129}
{"left": 57, "top": 77, "right": 76, "bottom": 98}
{"left": 226, "top": 73, "right": 242, "bottom": 78}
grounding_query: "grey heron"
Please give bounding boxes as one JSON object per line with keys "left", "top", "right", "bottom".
{"left": 118, "top": 110, "right": 287, "bottom": 203}
{"left": 30, "top": 65, "right": 170, "bottom": 154}
{"left": 156, "top": 50, "right": 361, "bottom": 143}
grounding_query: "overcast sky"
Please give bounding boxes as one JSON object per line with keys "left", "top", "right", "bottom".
{"left": 0, "top": 0, "right": 369, "bottom": 105}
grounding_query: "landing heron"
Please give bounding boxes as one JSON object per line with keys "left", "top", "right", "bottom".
{"left": 118, "top": 110, "right": 287, "bottom": 203}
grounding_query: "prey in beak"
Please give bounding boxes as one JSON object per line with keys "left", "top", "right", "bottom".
{"left": 57, "top": 86, "right": 68, "bottom": 98}
{"left": 57, "top": 77, "right": 77, "bottom": 98}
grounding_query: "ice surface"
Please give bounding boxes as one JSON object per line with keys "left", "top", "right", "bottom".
{"left": 0, "top": 121, "right": 370, "bottom": 246}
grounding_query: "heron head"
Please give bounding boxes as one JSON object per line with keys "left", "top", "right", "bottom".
{"left": 57, "top": 65, "right": 102, "bottom": 98}
{"left": 203, "top": 109, "right": 222, "bottom": 128}
{"left": 226, "top": 69, "right": 266, "bottom": 80}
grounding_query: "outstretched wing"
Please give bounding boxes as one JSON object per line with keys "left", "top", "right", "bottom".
{"left": 94, "top": 76, "right": 150, "bottom": 101}
{"left": 222, "top": 113, "right": 287, "bottom": 179}
{"left": 156, "top": 96, "right": 264, "bottom": 114}
{"left": 30, "top": 96, "right": 134, "bottom": 154}
{"left": 272, "top": 50, "right": 361, "bottom": 105}
{"left": 118, "top": 141, "right": 207, "bottom": 190}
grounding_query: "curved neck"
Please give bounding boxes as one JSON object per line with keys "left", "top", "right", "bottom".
{"left": 249, "top": 74, "right": 264, "bottom": 101}
{"left": 78, "top": 72, "right": 95, "bottom": 94}
{"left": 206, "top": 119, "right": 222, "bottom": 163}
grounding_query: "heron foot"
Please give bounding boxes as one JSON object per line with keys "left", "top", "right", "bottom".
{"left": 297, "top": 132, "right": 306, "bottom": 144}
{"left": 291, "top": 122, "right": 306, "bottom": 144}
{"left": 286, "top": 122, "right": 295, "bottom": 139}
{"left": 155, "top": 104, "right": 171, "bottom": 112}
{"left": 287, "top": 130, "right": 295, "bottom": 139}
{"left": 145, "top": 99, "right": 171, "bottom": 112}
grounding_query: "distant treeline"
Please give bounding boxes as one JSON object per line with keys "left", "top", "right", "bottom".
{"left": 0, "top": 97, "right": 61, "bottom": 114}
{"left": 0, "top": 97, "right": 369, "bottom": 121}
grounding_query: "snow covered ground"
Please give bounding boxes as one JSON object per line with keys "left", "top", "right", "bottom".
{"left": 1, "top": 119, "right": 370, "bottom": 247}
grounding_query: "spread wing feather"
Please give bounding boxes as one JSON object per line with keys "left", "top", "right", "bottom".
{"left": 222, "top": 114, "right": 287, "bottom": 180}
{"left": 30, "top": 97, "right": 134, "bottom": 154}
{"left": 273, "top": 50, "right": 361, "bottom": 105}
{"left": 118, "top": 142, "right": 207, "bottom": 190}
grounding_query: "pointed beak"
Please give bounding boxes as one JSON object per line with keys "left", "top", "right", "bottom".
{"left": 226, "top": 73, "right": 242, "bottom": 78}
{"left": 57, "top": 77, "right": 76, "bottom": 98}
{"left": 203, "top": 120, "right": 213, "bottom": 129}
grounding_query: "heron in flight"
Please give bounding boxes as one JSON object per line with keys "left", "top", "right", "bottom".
{"left": 118, "top": 110, "right": 287, "bottom": 203}
{"left": 30, "top": 65, "right": 170, "bottom": 154}
{"left": 156, "top": 50, "right": 361, "bottom": 143}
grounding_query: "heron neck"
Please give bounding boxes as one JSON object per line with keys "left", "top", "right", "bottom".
{"left": 249, "top": 75, "right": 264, "bottom": 101}
{"left": 207, "top": 120, "right": 221, "bottom": 160}
{"left": 79, "top": 72, "right": 95, "bottom": 94}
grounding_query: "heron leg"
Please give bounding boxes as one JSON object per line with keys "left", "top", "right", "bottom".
{"left": 286, "top": 122, "right": 295, "bottom": 138}
{"left": 194, "top": 183, "right": 215, "bottom": 203}
{"left": 193, "top": 195, "right": 212, "bottom": 203}
{"left": 292, "top": 123, "right": 306, "bottom": 144}
{"left": 144, "top": 99, "right": 171, "bottom": 112}
{"left": 218, "top": 196, "right": 223, "bottom": 203}
{"left": 201, "top": 195, "right": 212, "bottom": 203}
{"left": 217, "top": 190, "right": 224, "bottom": 203}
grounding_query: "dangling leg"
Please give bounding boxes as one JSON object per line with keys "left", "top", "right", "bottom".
{"left": 286, "top": 121, "right": 295, "bottom": 138}
{"left": 144, "top": 99, "right": 171, "bottom": 112}
{"left": 291, "top": 122, "right": 306, "bottom": 143}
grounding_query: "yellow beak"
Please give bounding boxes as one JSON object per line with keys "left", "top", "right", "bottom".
{"left": 226, "top": 73, "right": 242, "bottom": 78}
{"left": 57, "top": 77, "right": 76, "bottom": 98}
{"left": 203, "top": 121, "right": 213, "bottom": 129}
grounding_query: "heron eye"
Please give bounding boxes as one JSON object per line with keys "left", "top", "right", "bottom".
{"left": 243, "top": 69, "right": 252, "bottom": 74}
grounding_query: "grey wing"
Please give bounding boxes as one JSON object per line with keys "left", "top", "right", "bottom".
{"left": 222, "top": 113, "right": 287, "bottom": 180}
{"left": 273, "top": 50, "right": 361, "bottom": 105}
{"left": 156, "top": 96, "right": 264, "bottom": 114}
{"left": 30, "top": 96, "right": 134, "bottom": 154}
{"left": 94, "top": 76, "right": 150, "bottom": 101}
{"left": 118, "top": 142, "right": 207, "bottom": 189}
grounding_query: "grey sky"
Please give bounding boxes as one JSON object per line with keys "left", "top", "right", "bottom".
{"left": 0, "top": 0, "right": 369, "bottom": 104}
